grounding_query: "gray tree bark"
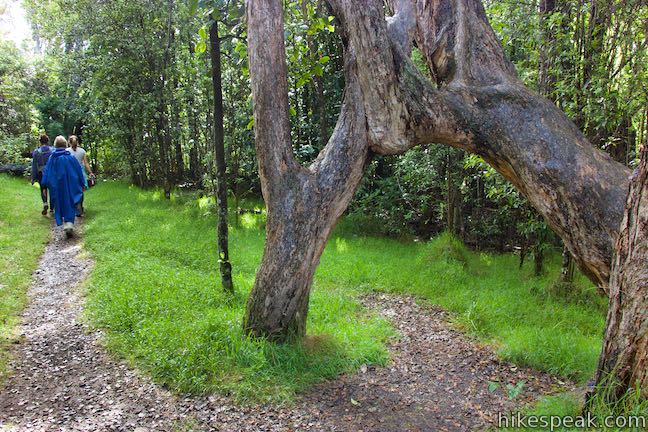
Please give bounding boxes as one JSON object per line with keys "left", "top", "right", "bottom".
{"left": 243, "top": 0, "right": 631, "bottom": 341}
{"left": 590, "top": 147, "right": 647, "bottom": 404}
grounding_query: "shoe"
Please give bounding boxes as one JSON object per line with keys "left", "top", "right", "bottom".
{"left": 63, "top": 222, "right": 74, "bottom": 238}
{"left": 42, "top": 204, "right": 48, "bottom": 216}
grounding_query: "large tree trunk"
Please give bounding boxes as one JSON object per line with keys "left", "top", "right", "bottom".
{"left": 591, "top": 147, "right": 648, "bottom": 403}
{"left": 243, "top": 0, "right": 369, "bottom": 339}
{"left": 244, "top": 0, "right": 631, "bottom": 340}
{"left": 209, "top": 19, "right": 234, "bottom": 294}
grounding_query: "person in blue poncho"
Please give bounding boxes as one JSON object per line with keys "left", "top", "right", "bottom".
{"left": 41, "top": 136, "right": 86, "bottom": 238}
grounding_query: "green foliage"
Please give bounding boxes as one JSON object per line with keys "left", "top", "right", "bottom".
{"left": 0, "top": 132, "right": 30, "bottom": 166}
{"left": 0, "top": 176, "right": 51, "bottom": 382}
{"left": 0, "top": 38, "right": 41, "bottom": 160}
{"left": 486, "top": 0, "right": 647, "bottom": 162}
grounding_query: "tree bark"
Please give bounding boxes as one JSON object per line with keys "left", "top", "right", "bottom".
{"left": 538, "top": 0, "right": 557, "bottom": 98}
{"left": 159, "top": 0, "right": 175, "bottom": 199}
{"left": 172, "top": 75, "right": 184, "bottom": 182}
{"left": 446, "top": 150, "right": 462, "bottom": 237}
{"left": 590, "top": 147, "right": 648, "bottom": 403}
{"left": 534, "top": 244, "right": 544, "bottom": 277}
{"left": 352, "top": 0, "right": 629, "bottom": 288}
{"left": 560, "top": 245, "right": 575, "bottom": 284}
{"left": 243, "top": 0, "right": 370, "bottom": 340}
{"left": 244, "top": 0, "right": 631, "bottom": 340}
{"left": 187, "top": 38, "right": 200, "bottom": 183}
{"left": 209, "top": 19, "right": 234, "bottom": 294}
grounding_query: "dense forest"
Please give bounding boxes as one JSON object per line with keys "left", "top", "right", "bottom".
{"left": 0, "top": 0, "right": 646, "bottom": 429}
{"left": 2, "top": 0, "right": 643, "bottom": 249}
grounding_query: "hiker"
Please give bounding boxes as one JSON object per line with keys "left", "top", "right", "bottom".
{"left": 67, "top": 135, "right": 93, "bottom": 216}
{"left": 41, "top": 136, "right": 86, "bottom": 238}
{"left": 30, "top": 134, "right": 53, "bottom": 215}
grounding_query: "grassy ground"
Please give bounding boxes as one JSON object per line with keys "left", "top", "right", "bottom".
{"left": 0, "top": 175, "right": 51, "bottom": 382}
{"left": 82, "top": 182, "right": 393, "bottom": 402}
{"left": 81, "top": 182, "right": 607, "bottom": 405}
{"left": 318, "top": 230, "right": 606, "bottom": 382}
{"left": 501, "top": 388, "right": 647, "bottom": 431}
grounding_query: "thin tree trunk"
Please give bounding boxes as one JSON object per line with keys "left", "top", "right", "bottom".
{"left": 209, "top": 19, "right": 234, "bottom": 294}
{"left": 160, "top": 0, "right": 175, "bottom": 199}
{"left": 538, "top": 0, "right": 557, "bottom": 98}
{"left": 446, "top": 150, "right": 462, "bottom": 237}
{"left": 560, "top": 245, "right": 575, "bottom": 284}
{"left": 534, "top": 245, "right": 544, "bottom": 276}
{"left": 590, "top": 147, "right": 648, "bottom": 404}
{"left": 172, "top": 75, "right": 184, "bottom": 182}
{"left": 186, "top": 38, "right": 200, "bottom": 183}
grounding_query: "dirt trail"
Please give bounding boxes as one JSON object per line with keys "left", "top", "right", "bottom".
{"left": 0, "top": 225, "right": 569, "bottom": 431}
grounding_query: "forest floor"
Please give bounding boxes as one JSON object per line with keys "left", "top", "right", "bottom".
{"left": 0, "top": 222, "right": 571, "bottom": 431}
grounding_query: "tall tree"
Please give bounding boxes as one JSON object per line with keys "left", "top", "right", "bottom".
{"left": 209, "top": 15, "right": 234, "bottom": 293}
{"left": 243, "top": 0, "right": 630, "bottom": 342}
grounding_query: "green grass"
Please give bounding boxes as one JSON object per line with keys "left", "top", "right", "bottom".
{"left": 82, "top": 182, "right": 606, "bottom": 403}
{"left": 318, "top": 229, "right": 606, "bottom": 383}
{"left": 82, "top": 182, "right": 393, "bottom": 402}
{"left": 0, "top": 175, "right": 51, "bottom": 382}
{"left": 500, "top": 386, "right": 647, "bottom": 431}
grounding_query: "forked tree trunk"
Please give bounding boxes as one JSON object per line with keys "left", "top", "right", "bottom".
{"left": 244, "top": 0, "right": 631, "bottom": 341}
{"left": 591, "top": 147, "right": 647, "bottom": 403}
{"left": 243, "top": 0, "right": 369, "bottom": 339}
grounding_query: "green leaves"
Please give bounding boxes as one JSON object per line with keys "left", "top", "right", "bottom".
{"left": 188, "top": 0, "right": 199, "bottom": 16}
{"left": 194, "top": 25, "right": 209, "bottom": 54}
{"left": 488, "top": 381, "right": 500, "bottom": 392}
{"left": 506, "top": 380, "right": 526, "bottom": 399}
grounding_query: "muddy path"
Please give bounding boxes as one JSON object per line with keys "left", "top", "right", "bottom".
{"left": 0, "top": 225, "right": 569, "bottom": 431}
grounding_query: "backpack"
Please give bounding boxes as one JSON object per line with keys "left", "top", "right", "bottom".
{"left": 34, "top": 146, "right": 52, "bottom": 173}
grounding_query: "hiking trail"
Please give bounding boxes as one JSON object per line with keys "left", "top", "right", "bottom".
{"left": 0, "top": 224, "right": 570, "bottom": 431}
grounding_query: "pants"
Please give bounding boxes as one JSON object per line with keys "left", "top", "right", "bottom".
{"left": 35, "top": 172, "right": 49, "bottom": 206}
{"left": 76, "top": 194, "right": 84, "bottom": 216}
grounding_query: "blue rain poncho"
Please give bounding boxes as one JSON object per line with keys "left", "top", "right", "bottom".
{"left": 41, "top": 148, "right": 85, "bottom": 226}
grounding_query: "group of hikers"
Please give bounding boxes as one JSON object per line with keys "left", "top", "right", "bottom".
{"left": 31, "top": 134, "right": 94, "bottom": 238}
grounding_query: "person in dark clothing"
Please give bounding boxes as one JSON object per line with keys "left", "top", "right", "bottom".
{"left": 31, "top": 134, "right": 53, "bottom": 215}
{"left": 41, "top": 136, "right": 85, "bottom": 238}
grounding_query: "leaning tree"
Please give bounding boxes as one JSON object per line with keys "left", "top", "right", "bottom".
{"left": 243, "top": 0, "right": 644, "bottom": 401}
